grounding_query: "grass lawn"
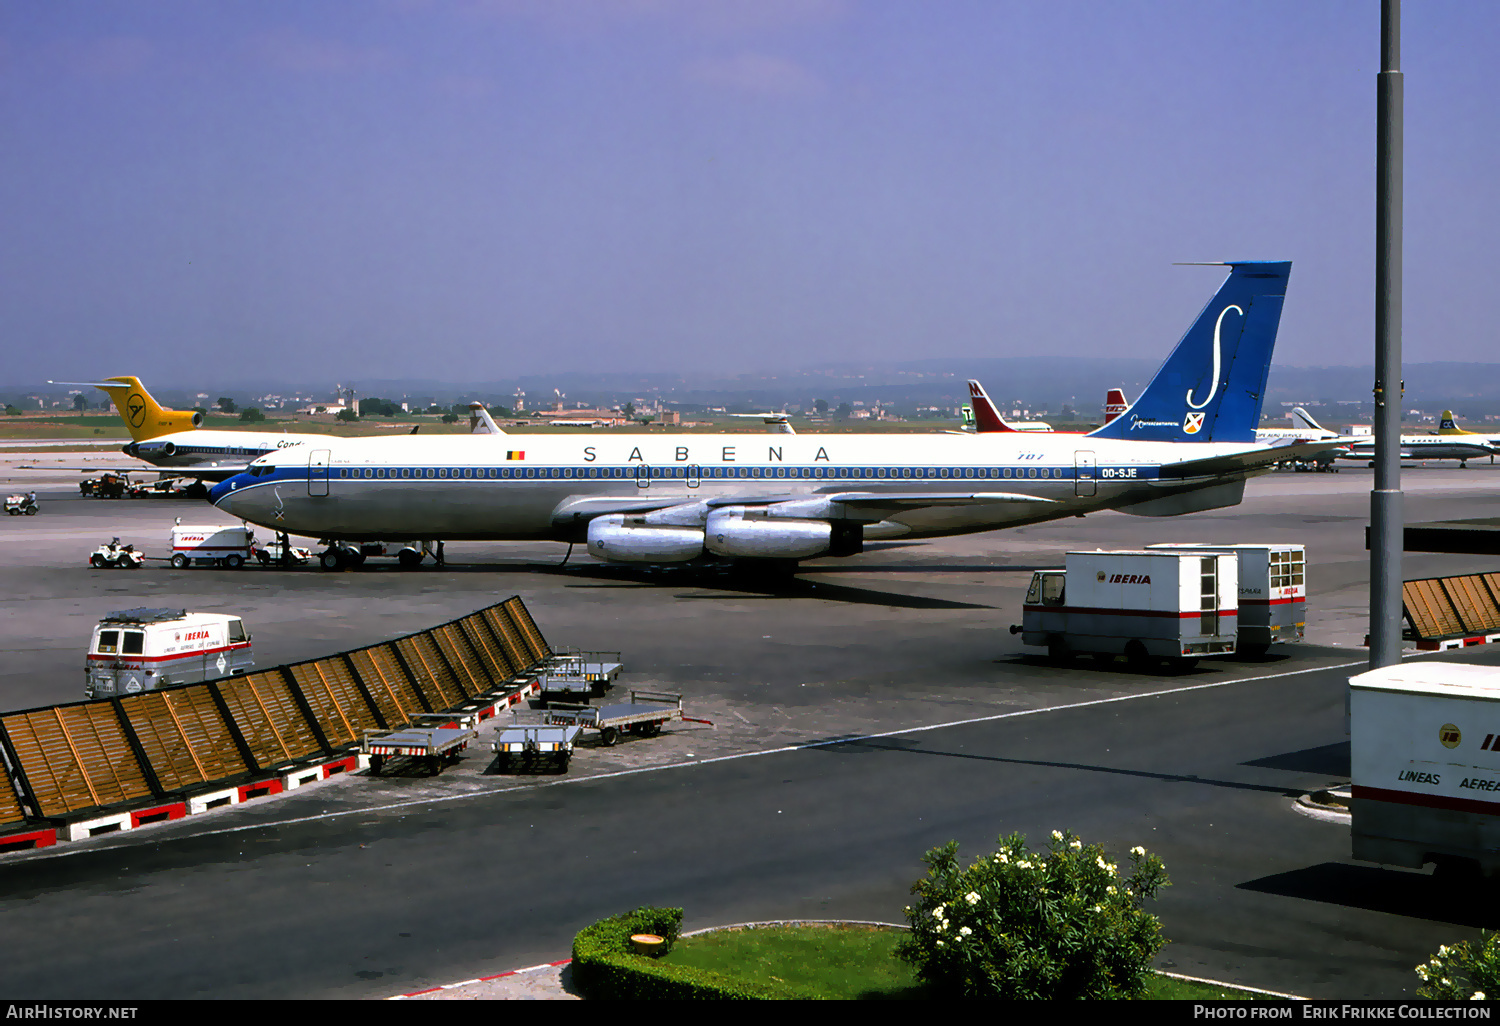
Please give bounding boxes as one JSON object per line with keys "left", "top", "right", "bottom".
{"left": 657, "top": 924, "right": 1264, "bottom": 1000}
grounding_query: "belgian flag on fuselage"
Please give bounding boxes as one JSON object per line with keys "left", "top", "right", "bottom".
{"left": 1087, "top": 261, "right": 1291, "bottom": 444}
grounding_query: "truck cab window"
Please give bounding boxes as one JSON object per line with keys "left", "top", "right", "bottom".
{"left": 122, "top": 631, "right": 144, "bottom": 655}
{"left": 228, "top": 620, "right": 247, "bottom": 643}
{"left": 96, "top": 630, "right": 118, "bottom": 654}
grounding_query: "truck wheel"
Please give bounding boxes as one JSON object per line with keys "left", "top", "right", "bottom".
{"left": 1046, "top": 638, "right": 1072, "bottom": 664}
{"left": 91, "top": 554, "right": 108, "bottom": 568}
{"left": 224, "top": 554, "right": 243, "bottom": 569}
{"left": 171, "top": 553, "right": 189, "bottom": 569}
{"left": 1125, "top": 641, "right": 1154, "bottom": 672}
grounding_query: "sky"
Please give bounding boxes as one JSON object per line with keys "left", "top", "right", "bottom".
{"left": 2, "top": 1, "right": 1497, "bottom": 389}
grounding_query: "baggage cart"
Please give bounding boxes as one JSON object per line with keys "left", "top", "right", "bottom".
{"left": 362, "top": 725, "right": 477, "bottom": 776}
{"left": 546, "top": 690, "right": 687, "bottom": 746}
{"left": 491, "top": 722, "right": 582, "bottom": 773}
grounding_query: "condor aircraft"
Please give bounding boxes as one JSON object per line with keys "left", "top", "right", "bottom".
{"left": 43, "top": 378, "right": 503, "bottom": 482}
{"left": 212, "top": 262, "right": 1338, "bottom": 568}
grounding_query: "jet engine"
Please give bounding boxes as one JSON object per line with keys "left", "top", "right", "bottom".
{"left": 126, "top": 440, "right": 176, "bottom": 458}
{"left": 586, "top": 514, "right": 703, "bottom": 563}
{"left": 704, "top": 508, "right": 833, "bottom": 560}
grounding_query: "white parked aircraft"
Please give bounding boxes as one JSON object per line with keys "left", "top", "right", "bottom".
{"left": 212, "top": 262, "right": 1339, "bottom": 568}
{"left": 1336, "top": 409, "right": 1499, "bottom": 467}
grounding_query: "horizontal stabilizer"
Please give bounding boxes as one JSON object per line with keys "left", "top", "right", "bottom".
{"left": 1157, "top": 439, "right": 1348, "bottom": 479}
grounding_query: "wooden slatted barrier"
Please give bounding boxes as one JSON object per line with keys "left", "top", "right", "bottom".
{"left": 503, "top": 596, "right": 552, "bottom": 663}
{"left": 0, "top": 596, "right": 556, "bottom": 833}
{"left": 1403, "top": 574, "right": 1500, "bottom": 649}
{"left": 1, "top": 705, "right": 155, "bottom": 817}
{"left": 116, "top": 690, "right": 250, "bottom": 791}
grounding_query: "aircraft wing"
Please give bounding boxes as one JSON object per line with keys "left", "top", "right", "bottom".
{"left": 1157, "top": 439, "right": 1350, "bottom": 479}
{"left": 803, "top": 490, "right": 1058, "bottom": 511}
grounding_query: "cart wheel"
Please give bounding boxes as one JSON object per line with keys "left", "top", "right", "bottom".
{"left": 171, "top": 554, "right": 189, "bottom": 569}
{"left": 24, "top": 506, "right": 37, "bottom": 515}
{"left": 600, "top": 726, "right": 620, "bottom": 747}
{"left": 319, "top": 550, "right": 342, "bottom": 570}
{"left": 91, "top": 554, "right": 108, "bottom": 568}
{"left": 225, "top": 554, "right": 243, "bottom": 569}
{"left": 257, "top": 551, "right": 271, "bottom": 565}
{"left": 370, "top": 755, "right": 385, "bottom": 775}
{"left": 426, "top": 756, "right": 441, "bottom": 775}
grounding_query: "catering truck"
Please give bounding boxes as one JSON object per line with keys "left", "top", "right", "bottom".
{"left": 1350, "top": 661, "right": 1500, "bottom": 880}
{"left": 1012, "top": 549, "right": 1238, "bottom": 669}
{"left": 1147, "top": 543, "right": 1306, "bottom": 655}
{"left": 170, "top": 524, "right": 255, "bottom": 568}
{"left": 85, "top": 607, "right": 254, "bottom": 698}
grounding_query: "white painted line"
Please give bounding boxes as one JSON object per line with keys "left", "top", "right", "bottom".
{"left": 1153, "top": 968, "right": 1306, "bottom": 1000}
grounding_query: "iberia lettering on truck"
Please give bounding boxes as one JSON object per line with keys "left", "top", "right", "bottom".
{"left": 1011, "top": 550, "right": 1238, "bottom": 670}
{"left": 1349, "top": 662, "right": 1500, "bottom": 880}
{"left": 170, "top": 523, "right": 255, "bottom": 569}
{"left": 86, "top": 607, "right": 253, "bottom": 698}
{"left": 1146, "top": 543, "right": 1306, "bottom": 656}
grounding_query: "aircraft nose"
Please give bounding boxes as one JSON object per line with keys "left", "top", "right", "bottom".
{"left": 208, "top": 475, "right": 247, "bottom": 507}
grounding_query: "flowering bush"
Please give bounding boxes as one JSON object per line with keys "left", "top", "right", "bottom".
{"left": 897, "top": 830, "right": 1170, "bottom": 999}
{"left": 1416, "top": 933, "right": 1500, "bottom": 1000}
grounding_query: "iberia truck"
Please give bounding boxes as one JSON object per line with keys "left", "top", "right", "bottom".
{"left": 85, "top": 607, "right": 253, "bottom": 698}
{"left": 1012, "top": 549, "right": 1238, "bottom": 669}
{"left": 1147, "top": 543, "right": 1306, "bottom": 655}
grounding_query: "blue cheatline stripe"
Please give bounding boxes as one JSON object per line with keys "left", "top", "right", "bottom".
{"left": 244, "top": 463, "right": 1162, "bottom": 484}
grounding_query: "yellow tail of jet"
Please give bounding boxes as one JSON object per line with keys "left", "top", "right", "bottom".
{"left": 51, "top": 377, "right": 204, "bottom": 441}
{"left": 1439, "top": 411, "right": 1474, "bottom": 436}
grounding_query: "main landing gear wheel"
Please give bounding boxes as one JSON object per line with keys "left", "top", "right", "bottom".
{"left": 319, "top": 550, "right": 342, "bottom": 571}
{"left": 398, "top": 548, "right": 422, "bottom": 569}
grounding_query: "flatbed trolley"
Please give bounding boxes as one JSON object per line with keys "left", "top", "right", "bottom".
{"left": 547, "top": 690, "right": 698, "bottom": 746}
{"left": 361, "top": 725, "right": 477, "bottom": 776}
{"left": 536, "top": 651, "right": 624, "bottom": 704}
{"left": 492, "top": 722, "right": 583, "bottom": 773}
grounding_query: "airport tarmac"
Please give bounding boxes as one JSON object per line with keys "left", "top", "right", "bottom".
{"left": 1, "top": 465, "right": 1499, "bottom": 999}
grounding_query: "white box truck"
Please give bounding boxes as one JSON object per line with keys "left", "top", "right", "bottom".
{"left": 1012, "top": 549, "right": 1238, "bottom": 669}
{"left": 86, "top": 607, "right": 254, "bottom": 698}
{"left": 1350, "top": 662, "right": 1500, "bottom": 879}
{"left": 170, "top": 524, "right": 255, "bottom": 568}
{"left": 1147, "top": 543, "right": 1306, "bottom": 656}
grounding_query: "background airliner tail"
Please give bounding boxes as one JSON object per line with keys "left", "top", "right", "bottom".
{"left": 966, "top": 380, "right": 1016, "bottom": 432}
{"left": 1290, "top": 407, "right": 1328, "bottom": 433}
{"left": 1439, "top": 411, "right": 1470, "bottom": 435}
{"left": 49, "top": 376, "right": 202, "bottom": 441}
{"left": 1087, "top": 261, "right": 1291, "bottom": 443}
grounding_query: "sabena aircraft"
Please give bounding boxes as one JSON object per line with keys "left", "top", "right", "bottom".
{"left": 211, "top": 261, "right": 1339, "bottom": 569}
{"left": 42, "top": 377, "right": 505, "bottom": 482}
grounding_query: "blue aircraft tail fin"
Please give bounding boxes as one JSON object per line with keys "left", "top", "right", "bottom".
{"left": 1087, "top": 262, "right": 1290, "bottom": 443}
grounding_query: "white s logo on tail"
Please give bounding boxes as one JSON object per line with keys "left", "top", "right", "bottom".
{"left": 1186, "top": 305, "right": 1242, "bottom": 411}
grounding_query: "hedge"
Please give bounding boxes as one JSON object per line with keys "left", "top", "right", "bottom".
{"left": 570, "top": 907, "right": 799, "bottom": 1000}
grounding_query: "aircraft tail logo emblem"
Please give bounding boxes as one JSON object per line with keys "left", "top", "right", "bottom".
{"left": 127, "top": 394, "right": 148, "bottom": 429}
{"left": 1183, "top": 411, "right": 1205, "bottom": 435}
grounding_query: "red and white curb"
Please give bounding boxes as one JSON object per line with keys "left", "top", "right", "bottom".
{"left": 389, "top": 959, "right": 571, "bottom": 999}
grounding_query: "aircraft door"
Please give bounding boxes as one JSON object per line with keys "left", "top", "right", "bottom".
{"left": 687, "top": 464, "right": 701, "bottom": 488}
{"left": 309, "top": 449, "right": 330, "bottom": 497}
{"left": 634, "top": 464, "right": 651, "bottom": 489}
{"left": 1073, "top": 451, "right": 1096, "bottom": 497}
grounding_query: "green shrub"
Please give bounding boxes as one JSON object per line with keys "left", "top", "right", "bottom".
{"left": 1416, "top": 933, "right": 1500, "bottom": 1000}
{"left": 571, "top": 907, "right": 796, "bottom": 1000}
{"left": 896, "top": 831, "right": 1170, "bottom": 999}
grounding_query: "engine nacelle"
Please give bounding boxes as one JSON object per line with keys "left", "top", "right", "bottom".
{"left": 704, "top": 509, "right": 832, "bottom": 560}
{"left": 586, "top": 514, "right": 704, "bottom": 563}
{"left": 130, "top": 440, "right": 176, "bottom": 458}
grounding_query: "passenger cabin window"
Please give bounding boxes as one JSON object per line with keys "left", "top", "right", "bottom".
{"left": 96, "top": 630, "right": 119, "bottom": 654}
{"left": 122, "top": 631, "right": 145, "bottom": 655}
